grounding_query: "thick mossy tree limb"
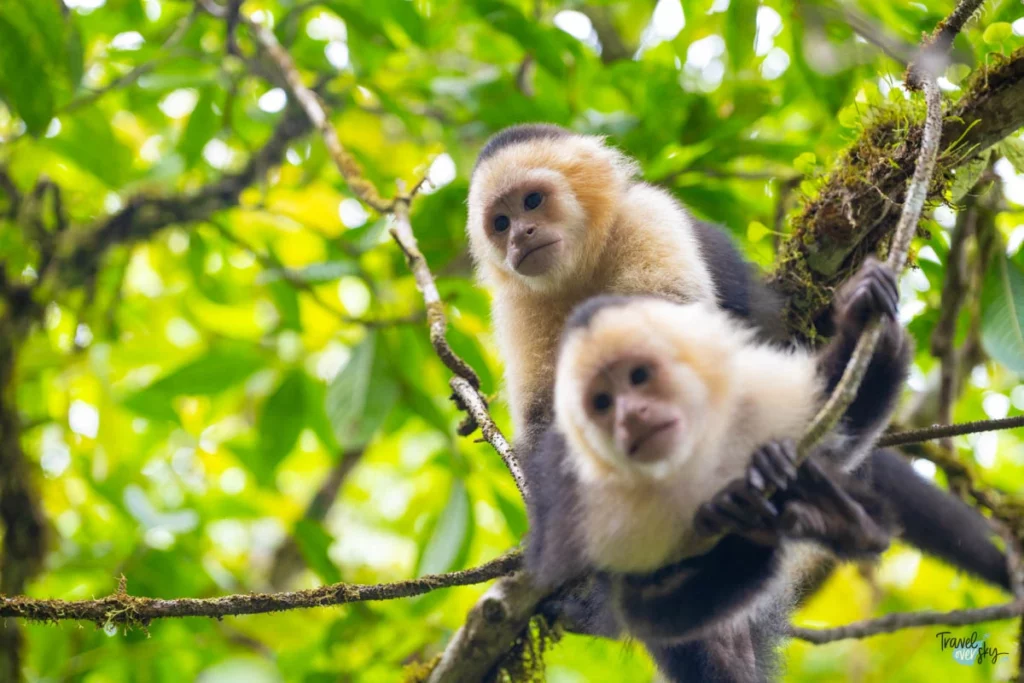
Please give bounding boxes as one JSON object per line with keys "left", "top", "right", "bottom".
{"left": 772, "top": 47, "right": 1024, "bottom": 337}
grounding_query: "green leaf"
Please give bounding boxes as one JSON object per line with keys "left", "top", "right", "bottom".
{"left": 378, "top": 0, "right": 428, "bottom": 45}
{"left": 416, "top": 478, "right": 474, "bottom": 576}
{"left": 325, "top": 332, "right": 398, "bottom": 447}
{"left": 122, "top": 346, "right": 265, "bottom": 420}
{"left": 473, "top": 0, "right": 567, "bottom": 77}
{"left": 253, "top": 370, "right": 308, "bottom": 485}
{"left": 950, "top": 149, "right": 992, "bottom": 203}
{"left": 43, "top": 106, "right": 134, "bottom": 187}
{"left": 267, "top": 280, "right": 302, "bottom": 332}
{"left": 999, "top": 137, "right": 1024, "bottom": 175}
{"left": 179, "top": 87, "right": 220, "bottom": 169}
{"left": 747, "top": 221, "right": 771, "bottom": 243}
{"left": 726, "top": 0, "right": 758, "bottom": 70}
{"left": 983, "top": 22, "right": 1013, "bottom": 46}
{"left": 0, "top": 15, "right": 55, "bottom": 135}
{"left": 981, "top": 254, "right": 1024, "bottom": 373}
{"left": 293, "top": 519, "right": 342, "bottom": 585}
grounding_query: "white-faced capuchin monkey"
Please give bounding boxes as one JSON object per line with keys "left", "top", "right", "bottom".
{"left": 524, "top": 261, "right": 908, "bottom": 682}
{"left": 466, "top": 123, "right": 1011, "bottom": 603}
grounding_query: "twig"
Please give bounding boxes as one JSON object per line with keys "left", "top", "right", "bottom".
{"left": 0, "top": 552, "right": 521, "bottom": 624}
{"left": 196, "top": 0, "right": 391, "bottom": 212}
{"left": 878, "top": 416, "right": 1024, "bottom": 448}
{"left": 208, "top": 219, "right": 421, "bottom": 329}
{"left": 451, "top": 376, "right": 527, "bottom": 502}
{"left": 695, "top": 66, "right": 946, "bottom": 547}
{"left": 64, "top": 8, "right": 199, "bottom": 113}
{"left": 919, "top": 0, "right": 988, "bottom": 56}
{"left": 388, "top": 201, "right": 481, "bottom": 388}
{"left": 789, "top": 599, "right": 1024, "bottom": 644}
{"left": 49, "top": 102, "right": 312, "bottom": 292}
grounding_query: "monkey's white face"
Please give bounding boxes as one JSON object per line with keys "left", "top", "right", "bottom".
{"left": 578, "top": 352, "right": 709, "bottom": 479}
{"left": 472, "top": 168, "right": 588, "bottom": 289}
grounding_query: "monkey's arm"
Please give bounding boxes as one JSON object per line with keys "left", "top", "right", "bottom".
{"left": 814, "top": 259, "right": 911, "bottom": 469}
{"left": 522, "top": 429, "right": 590, "bottom": 591}
{"left": 613, "top": 443, "right": 796, "bottom": 643}
{"left": 619, "top": 443, "right": 896, "bottom": 644}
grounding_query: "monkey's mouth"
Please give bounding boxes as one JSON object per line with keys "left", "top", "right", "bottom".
{"left": 514, "top": 239, "right": 561, "bottom": 270}
{"left": 628, "top": 420, "right": 679, "bottom": 460}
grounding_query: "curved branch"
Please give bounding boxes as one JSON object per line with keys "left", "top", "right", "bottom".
{"left": 197, "top": 0, "right": 392, "bottom": 212}
{"left": 0, "top": 552, "right": 520, "bottom": 625}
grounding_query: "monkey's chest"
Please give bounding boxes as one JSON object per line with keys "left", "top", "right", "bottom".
{"left": 580, "top": 486, "right": 696, "bottom": 573}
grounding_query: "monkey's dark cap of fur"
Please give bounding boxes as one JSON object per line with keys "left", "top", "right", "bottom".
{"left": 474, "top": 123, "right": 571, "bottom": 173}
{"left": 564, "top": 295, "right": 671, "bottom": 337}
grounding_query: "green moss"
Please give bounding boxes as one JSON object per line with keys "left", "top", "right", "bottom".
{"left": 488, "top": 615, "right": 562, "bottom": 683}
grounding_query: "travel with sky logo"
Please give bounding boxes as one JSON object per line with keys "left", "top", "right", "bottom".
{"left": 936, "top": 631, "right": 1011, "bottom": 667}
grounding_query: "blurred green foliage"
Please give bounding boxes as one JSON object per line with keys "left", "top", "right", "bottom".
{"left": 1, "top": 0, "right": 1024, "bottom": 681}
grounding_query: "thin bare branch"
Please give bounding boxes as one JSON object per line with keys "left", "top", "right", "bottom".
{"left": 790, "top": 600, "right": 1024, "bottom": 644}
{"left": 451, "top": 376, "right": 527, "bottom": 502}
{"left": 878, "top": 416, "right": 1024, "bottom": 448}
{"left": 196, "top": 0, "right": 392, "bottom": 211}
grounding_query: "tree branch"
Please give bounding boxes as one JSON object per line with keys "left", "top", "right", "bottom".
{"left": 48, "top": 103, "right": 311, "bottom": 292}
{"left": 0, "top": 552, "right": 521, "bottom": 625}
{"left": 772, "top": 46, "right": 1024, "bottom": 336}
{"left": 426, "top": 572, "right": 548, "bottom": 683}
{"left": 790, "top": 599, "right": 1024, "bottom": 644}
{"left": 878, "top": 416, "right": 1024, "bottom": 448}
{"left": 196, "top": 0, "right": 392, "bottom": 212}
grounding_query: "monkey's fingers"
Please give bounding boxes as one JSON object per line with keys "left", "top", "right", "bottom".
{"left": 795, "top": 460, "right": 871, "bottom": 524}
{"left": 697, "top": 484, "right": 776, "bottom": 536}
{"left": 749, "top": 440, "right": 798, "bottom": 493}
{"left": 864, "top": 274, "right": 898, "bottom": 321}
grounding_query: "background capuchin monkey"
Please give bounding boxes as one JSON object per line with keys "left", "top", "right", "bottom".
{"left": 525, "top": 260, "right": 908, "bottom": 682}
{"left": 466, "top": 123, "right": 1011, "bottom": 599}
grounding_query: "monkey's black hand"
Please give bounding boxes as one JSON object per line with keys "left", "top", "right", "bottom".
{"left": 696, "top": 479, "right": 777, "bottom": 544}
{"left": 779, "top": 459, "right": 894, "bottom": 557}
{"left": 835, "top": 257, "right": 899, "bottom": 336}
{"left": 696, "top": 440, "right": 801, "bottom": 544}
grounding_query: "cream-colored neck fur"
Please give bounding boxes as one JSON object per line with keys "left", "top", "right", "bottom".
{"left": 493, "top": 182, "right": 718, "bottom": 434}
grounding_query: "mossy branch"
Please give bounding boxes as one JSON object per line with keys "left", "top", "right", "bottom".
{"left": 772, "top": 45, "right": 1024, "bottom": 336}
{"left": 0, "top": 552, "right": 521, "bottom": 625}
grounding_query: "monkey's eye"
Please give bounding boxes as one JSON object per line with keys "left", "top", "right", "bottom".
{"left": 630, "top": 366, "right": 650, "bottom": 386}
{"left": 493, "top": 215, "right": 511, "bottom": 233}
{"left": 592, "top": 392, "right": 612, "bottom": 413}
{"left": 524, "top": 192, "right": 543, "bottom": 210}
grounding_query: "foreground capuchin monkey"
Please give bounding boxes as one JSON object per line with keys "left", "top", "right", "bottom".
{"left": 525, "top": 262, "right": 908, "bottom": 681}
{"left": 466, "top": 123, "right": 1010, "bottom": 595}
